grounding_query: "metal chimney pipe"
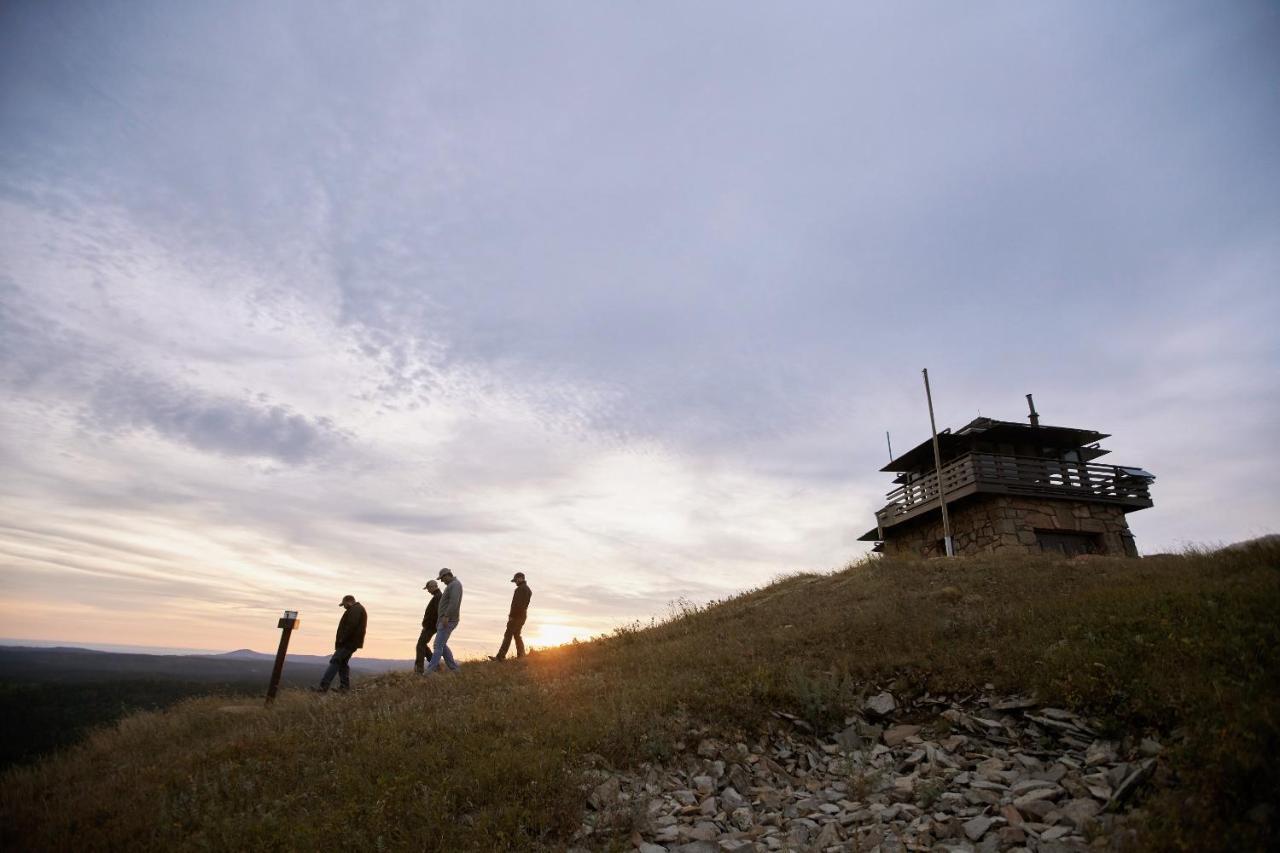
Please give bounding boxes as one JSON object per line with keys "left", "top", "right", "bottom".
{"left": 1026, "top": 393, "right": 1040, "bottom": 427}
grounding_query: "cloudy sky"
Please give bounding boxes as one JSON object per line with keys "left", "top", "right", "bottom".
{"left": 2, "top": 2, "right": 1277, "bottom": 659}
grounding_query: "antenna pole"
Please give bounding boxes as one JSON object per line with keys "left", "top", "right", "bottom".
{"left": 922, "top": 369, "right": 954, "bottom": 557}
{"left": 886, "top": 431, "right": 893, "bottom": 462}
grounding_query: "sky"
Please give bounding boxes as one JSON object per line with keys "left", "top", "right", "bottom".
{"left": 1, "top": 1, "right": 1277, "bottom": 660}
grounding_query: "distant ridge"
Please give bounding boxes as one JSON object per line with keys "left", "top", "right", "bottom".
{"left": 195, "top": 649, "right": 408, "bottom": 671}
{"left": 211, "top": 649, "right": 274, "bottom": 660}
{"left": 0, "top": 645, "right": 411, "bottom": 677}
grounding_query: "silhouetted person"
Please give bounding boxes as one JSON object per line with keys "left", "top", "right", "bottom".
{"left": 318, "top": 594, "right": 366, "bottom": 692}
{"left": 414, "top": 579, "right": 442, "bottom": 674}
{"left": 489, "top": 571, "right": 532, "bottom": 661}
{"left": 424, "top": 568, "right": 462, "bottom": 674}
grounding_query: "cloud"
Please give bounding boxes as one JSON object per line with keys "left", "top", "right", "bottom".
{"left": 348, "top": 511, "right": 511, "bottom": 536}
{"left": 85, "top": 372, "right": 344, "bottom": 465}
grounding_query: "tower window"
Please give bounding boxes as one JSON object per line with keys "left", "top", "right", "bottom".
{"left": 1035, "top": 530, "right": 1101, "bottom": 556}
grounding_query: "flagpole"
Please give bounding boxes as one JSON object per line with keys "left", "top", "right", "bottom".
{"left": 922, "top": 368, "right": 954, "bottom": 557}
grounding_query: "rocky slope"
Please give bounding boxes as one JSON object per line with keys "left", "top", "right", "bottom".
{"left": 578, "top": 688, "right": 1163, "bottom": 852}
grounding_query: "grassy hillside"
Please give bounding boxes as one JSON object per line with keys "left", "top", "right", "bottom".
{"left": 2, "top": 542, "right": 1277, "bottom": 851}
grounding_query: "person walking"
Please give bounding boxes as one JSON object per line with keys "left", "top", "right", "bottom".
{"left": 424, "top": 568, "right": 462, "bottom": 674}
{"left": 489, "top": 571, "right": 532, "bottom": 661}
{"left": 318, "top": 594, "right": 367, "bottom": 692}
{"left": 414, "top": 579, "right": 442, "bottom": 674}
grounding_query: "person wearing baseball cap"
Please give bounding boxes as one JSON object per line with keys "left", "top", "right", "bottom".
{"left": 414, "top": 579, "right": 443, "bottom": 674}
{"left": 488, "top": 571, "right": 532, "bottom": 661}
{"left": 423, "top": 568, "right": 462, "bottom": 674}
{"left": 317, "top": 594, "right": 367, "bottom": 692}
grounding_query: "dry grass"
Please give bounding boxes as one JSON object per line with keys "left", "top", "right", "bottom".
{"left": 2, "top": 541, "right": 1277, "bottom": 851}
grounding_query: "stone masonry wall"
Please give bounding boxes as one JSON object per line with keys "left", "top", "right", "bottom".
{"left": 881, "top": 496, "right": 1137, "bottom": 559}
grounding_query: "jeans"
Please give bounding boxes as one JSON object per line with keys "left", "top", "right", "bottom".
{"left": 414, "top": 627, "right": 437, "bottom": 673}
{"left": 321, "top": 645, "right": 356, "bottom": 690}
{"left": 425, "top": 619, "right": 459, "bottom": 672}
{"left": 496, "top": 614, "right": 526, "bottom": 659}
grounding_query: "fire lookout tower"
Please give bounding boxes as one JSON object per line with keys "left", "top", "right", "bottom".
{"left": 861, "top": 399, "right": 1155, "bottom": 558}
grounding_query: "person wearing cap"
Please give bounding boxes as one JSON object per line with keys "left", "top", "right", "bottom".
{"left": 489, "top": 572, "right": 532, "bottom": 661}
{"left": 424, "top": 568, "right": 462, "bottom": 674}
{"left": 414, "top": 579, "right": 442, "bottom": 674}
{"left": 317, "top": 594, "right": 367, "bottom": 692}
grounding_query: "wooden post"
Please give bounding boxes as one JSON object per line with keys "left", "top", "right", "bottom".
{"left": 922, "top": 369, "right": 954, "bottom": 557}
{"left": 265, "top": 610, "right": 299, "bottom": 706}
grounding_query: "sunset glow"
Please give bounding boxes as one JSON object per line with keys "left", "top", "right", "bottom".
{"left": 525, "top": 624, "right": 584, "bottom": 650}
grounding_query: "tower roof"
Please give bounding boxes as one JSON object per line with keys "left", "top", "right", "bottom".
{"left": 882, "top": 417, "right": 1109, "bottom": 473}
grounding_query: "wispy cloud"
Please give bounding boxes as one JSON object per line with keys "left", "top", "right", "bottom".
{"left": 86, "top": 372, "right": 345, "bottom": 465}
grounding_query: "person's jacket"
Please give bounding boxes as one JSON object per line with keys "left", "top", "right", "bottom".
{"left": 438, "top": 577, "right": 463, "bottom": 624}
{"left": 509, "top": 582, "right": 532, "bottom": 619}
{"left": 421, "top": 591, "right": 441, "bottom": 629}
{"left": 335, "top": 602, "right": 367, "bottom": 649}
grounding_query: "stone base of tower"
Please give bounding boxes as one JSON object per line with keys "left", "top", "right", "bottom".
{"left": 880, "top": 496, "right": 1139, "bottom": 559}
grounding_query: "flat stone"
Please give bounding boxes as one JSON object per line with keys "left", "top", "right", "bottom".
{"left": 962, "top": 815, "right": 993, "bottom": 841}
{"left": 728, "top": 764, "right": 753, "bottom": 793}
{"left": 1013, "top": 788, "right": 1059, "bottom": 808}
{"left": 1107, "top": 758, "right": 1156, "bottom": 809}
{"left": 865, "top": 692, "right": 897, "bottom": 717}
{"left": 1009, "top": 778, "right": 1058, "bottom": 795}
{"left": 1057, "top": 797, "right": 1101, "bottom": 829}
{"left": 1085, "top": 741, "right": 1118, "bottom": 767}
{"left": 1017, "top": 798, "right": 1057, "bottom": 821}
{"left": 672, "top": 842, "right": 719, "bottom": 853}
{"left": 834, "top": 724, "right": 864, "bottom": 752}
{"left": 638, "top": 844, "right": 667, "bottom": 853}
{"left": 997, "top": 825, "right": 1026, "bottom": 844}
{"left": 813, "top": 820, "right": 842, "bottom": 847}
{"left": 883, "top": 725, "right": 922, "bottom": 747}
{"left": 720, "top": 843, "right": 756, "bottom": 853}
{"left": 687, "top": 821, "right": 719, "bottom": 842}
{"left": 1033, "top": 764, "right": 1067, "bottom": 784}
{"left": 721, "top": 786, "right": 747, "bottom": 810}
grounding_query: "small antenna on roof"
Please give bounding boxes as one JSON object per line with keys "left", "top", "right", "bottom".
{"left": 1026, "top": 393, "right": 1040, "bottom": 427}
{"left": 885, "top": 431, "right": 893, "bottom": 462}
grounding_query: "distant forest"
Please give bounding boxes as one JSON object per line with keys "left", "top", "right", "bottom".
{"left": 0, "top": 647, "right": 403, "bottom": 769}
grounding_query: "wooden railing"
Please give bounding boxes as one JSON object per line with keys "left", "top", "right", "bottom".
{"left": 876, "top": 452, "right": 1153, "bottom": 527}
